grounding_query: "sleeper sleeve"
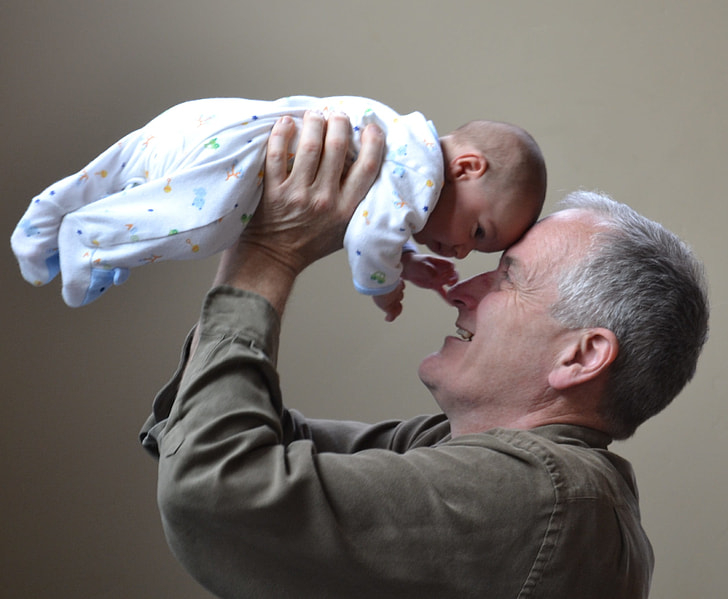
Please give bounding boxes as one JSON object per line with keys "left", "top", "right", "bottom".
{"left": 343, "top": 115, "right": 443, "bottom": 296}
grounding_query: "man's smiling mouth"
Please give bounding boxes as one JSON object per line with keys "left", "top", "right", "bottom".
{"left": 456, "top": 327, "right": 473, "bottom": 341}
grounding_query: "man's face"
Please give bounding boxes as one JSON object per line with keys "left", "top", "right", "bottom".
{"left": 418, "top": 211, "right": 591, "bottom": 422}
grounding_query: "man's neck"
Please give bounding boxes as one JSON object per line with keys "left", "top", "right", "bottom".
{"left": 447, "top": 404, "right": 609, "bottom": 438}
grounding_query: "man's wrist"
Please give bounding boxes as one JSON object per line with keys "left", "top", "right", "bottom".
{"left": 214, "top": 240, "right": 298, "bottom": 318}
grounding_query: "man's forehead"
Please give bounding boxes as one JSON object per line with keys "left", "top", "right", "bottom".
{"left": 542, "top": 207, "right": 605, "bottom": 230}
{"left": 501, "top": 212, "right": 588, "bottom": 273}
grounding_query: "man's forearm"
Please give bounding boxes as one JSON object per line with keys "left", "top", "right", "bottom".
{"left": 213, "top": 239, "right": 298, "bottom": 319}
{"left": 184, "top": 239, "right": 296, "bottom": 361}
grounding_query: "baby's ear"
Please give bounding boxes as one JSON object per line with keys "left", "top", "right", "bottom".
{"left": 450, "top": 152, "right": 488, "bottom": 180}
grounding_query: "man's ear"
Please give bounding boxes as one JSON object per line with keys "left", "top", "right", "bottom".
{"left": 548, "top": 328, "right": 618, "bottom": 390}
{"left": 449, "top": 152, "right": 488, "bottom": 180}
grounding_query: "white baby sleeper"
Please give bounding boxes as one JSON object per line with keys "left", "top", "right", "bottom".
{"left": 11, "top": 96, "right": 443, "bottom": 306}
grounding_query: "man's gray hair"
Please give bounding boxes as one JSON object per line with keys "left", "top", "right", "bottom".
{"left": 550, "top": 191, "right": 709, "bottom": 439}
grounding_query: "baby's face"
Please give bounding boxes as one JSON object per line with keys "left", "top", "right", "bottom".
{"left": 413, "top": 180, "right": 538, "bottom": 259}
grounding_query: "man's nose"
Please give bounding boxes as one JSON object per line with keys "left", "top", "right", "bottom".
{"left": 445, "top": 271, "right": 496, "bottom": 309}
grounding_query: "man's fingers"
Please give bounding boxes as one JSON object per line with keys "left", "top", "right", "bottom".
{"left": 265, "top": 116, "right": 297, "bottom": 187}
{"left": 342, "top": 122, "right": 385, "bottom": 211}
{"left": 287, "top": 111, "right": 326, "bottom": 186}
{"left": 315, "top": 112, "right": 351, "bottom": 193}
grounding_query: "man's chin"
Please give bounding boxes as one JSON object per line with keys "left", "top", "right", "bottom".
{"left": 417, "top": 350, "right": 446, "bottom": 388}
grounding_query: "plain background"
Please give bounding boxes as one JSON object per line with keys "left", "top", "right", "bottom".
{"left": 2, "top": 1, "right": 726, "bottom": 597}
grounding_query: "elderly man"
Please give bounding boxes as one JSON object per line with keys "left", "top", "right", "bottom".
{"left": 141, "top": 112, "right": 709, "bottom": 598}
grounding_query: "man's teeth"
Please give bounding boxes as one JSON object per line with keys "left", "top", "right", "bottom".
{"left": 456, "top": 327, "right": 473, "bottom": 341}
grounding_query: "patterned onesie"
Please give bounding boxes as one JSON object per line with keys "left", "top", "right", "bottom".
{"left": 11, "top": 96, "right": 443, "bottom": 307}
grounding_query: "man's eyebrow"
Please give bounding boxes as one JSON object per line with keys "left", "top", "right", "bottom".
{"left": 502, "top": 255, "right": 518, "bottom": 270}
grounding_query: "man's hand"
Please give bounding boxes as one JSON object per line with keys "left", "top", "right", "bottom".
{"left": 242, "top": 111, "right": 384, "bottom": 275}
{"left": 214, "top": 111, "right": 384, "bottom": 314}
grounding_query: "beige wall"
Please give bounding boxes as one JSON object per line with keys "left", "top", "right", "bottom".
{"left": 2, "top": 1, "right": 726, "bottom": 596}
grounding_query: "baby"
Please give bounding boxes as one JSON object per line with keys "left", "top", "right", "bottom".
{"left": 11, "top": 96, "right": 546, "bottom": 319}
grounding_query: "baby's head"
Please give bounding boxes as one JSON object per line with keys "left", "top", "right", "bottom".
{"left": 413, "top": 120, "right": 546, "bottom": 258}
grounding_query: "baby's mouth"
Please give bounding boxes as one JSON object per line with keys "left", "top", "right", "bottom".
{"left": 456, "top": 327, "right": 473, "bottom": 342}
{"left": 433, "top": 243, "right": 455, "bottom": 258}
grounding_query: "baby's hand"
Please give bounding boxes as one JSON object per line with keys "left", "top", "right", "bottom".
{"left": 372, "top": 281, "right": 405, "bottom": 322}
{"left": 401, "top": 252, "right": 459, "bottom": 299}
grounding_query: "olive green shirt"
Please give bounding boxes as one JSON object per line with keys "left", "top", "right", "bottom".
{"left": 141, "top": 286, "right": 653, "bottom": 598}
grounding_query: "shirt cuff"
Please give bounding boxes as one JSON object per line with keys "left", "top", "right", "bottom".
{"left": 198, "top": 285, "right": 281, "bottom": 365}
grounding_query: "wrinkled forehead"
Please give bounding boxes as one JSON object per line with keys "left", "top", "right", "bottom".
{"left": 512, "top": 209, "right": 603, "bottom": 273}
{"left": 538, "top": 208, "right": 606, "bottom": 245}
